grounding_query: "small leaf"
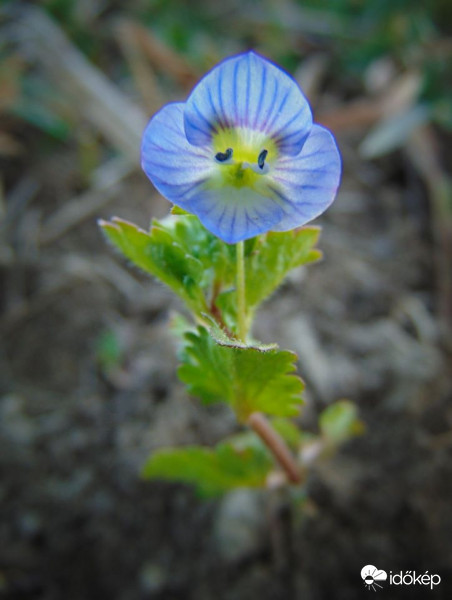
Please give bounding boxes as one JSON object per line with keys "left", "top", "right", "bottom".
{"left": 319, "top": 400, "right": 364, "bottom": 444}
{"left": 99, "top": 217, "right": 208, "bottom": 315}
{"left": 170, "top": 206, "right": 190, "bottom": 216}
{"left": 142, "top": 441, "right": 272, "bottom": 497}
{"left": 101, "top": 214, "right": 322, "bottom": 331}
{"left": 178, "top": 326, "right": 304, "bottom": 420}
{"left": 245, "top": 228, "right": 322, "bottom": 311}
{"left": 157, "top": 213, "right": 235, "bottom": 287}
{"left": 204, "top": 314, "right": 277, "bottom": 351}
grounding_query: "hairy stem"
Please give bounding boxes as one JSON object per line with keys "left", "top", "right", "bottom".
{"left": 236, "top": 240, "right": 246, "bottom": 341}
{"left": 248, "top": 412, "right": 301, "bottom": 484}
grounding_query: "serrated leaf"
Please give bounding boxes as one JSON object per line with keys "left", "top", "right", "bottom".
{"left": 99, "top": 217, "right": 208, "bottom": 315}
{"left": 158, "top": 213, "right": 235, "bottom": 287}
{"left": 142, "top": 441, "right": 272, "bottom": 497}
{"left": 319, "top": 400, "right": 364, "bottom": 443}
{"left": 245, "top": 228, "right": 322, "bottom": 310}
{"left": 178, "top": 326, "right": 304, "bottom": 420}
{"left": 203, "top": 314, "right": 277, "bottom": 351}
{"left": 101, "top": 214, "right": 322, "bottom": 332}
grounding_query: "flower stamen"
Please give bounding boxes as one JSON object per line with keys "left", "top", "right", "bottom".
{"left": 257, "top": 149, "right": 268, "bottom": 170}
{"left": 215, "top": 148, "right": 233, "bottom": 162}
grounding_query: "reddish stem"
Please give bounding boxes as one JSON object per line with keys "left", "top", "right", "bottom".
{"left": 248, "top": 412, "right": 301, "bottom": 484}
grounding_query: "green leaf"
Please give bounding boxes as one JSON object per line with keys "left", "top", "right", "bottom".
{"left": 245, "top": 228, "right": 322, "bottom": 311}
{"left": 99, "top": 217, "right": 208, "bottom": 315}
{"left": 101, "top": 214, "right": 322, "bottom": 332}
{"left": 170, "top": 206, "right": 190, "bottom": 216}
{"left": 155, "top": 213, "right": 236, "bottom": 289}
{"left": 214, "top": 229, "right": 321, "bottom": 329}
{"left": 142, "top": 441, "right": 272, "bottom": 497}
{"left": 204, "top": 314, "right": 277, "bottom": 351}
{"left": 319, "top": 400, "right": 364, "bottom": 444}
{"left": 178, "top": 326, "right": 304, "bottom": 420}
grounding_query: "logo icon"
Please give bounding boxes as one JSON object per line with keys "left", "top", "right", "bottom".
{"left": 361, "top": 565, "right": 388, "bottom": 591}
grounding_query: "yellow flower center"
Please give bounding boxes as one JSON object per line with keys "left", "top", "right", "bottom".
{"left": 210, "top": 127, "right": 278, "bottom": 191}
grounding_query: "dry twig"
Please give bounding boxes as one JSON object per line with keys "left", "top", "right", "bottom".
{"left": 13, "top": 5, "right": 147, "bottom": 162}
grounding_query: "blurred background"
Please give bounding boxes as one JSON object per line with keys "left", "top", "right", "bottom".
{"left": 1, "top": 0, "right": 452, "bottom": 598}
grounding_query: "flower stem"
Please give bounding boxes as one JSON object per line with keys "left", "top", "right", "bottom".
{"left": 248, "top": 412, "right": 301, "bottom": 484}
{"left": 236, "top": 240, "right": 247, "bottom": 341}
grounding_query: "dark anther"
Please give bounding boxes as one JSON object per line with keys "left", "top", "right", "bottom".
{"left": 258, "top": 149, "right": 268, "bottom": 170}
{"left": 215, "top": 148, "right": 233, "bottom": 162}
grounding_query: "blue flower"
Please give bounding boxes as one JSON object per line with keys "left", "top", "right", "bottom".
{"left": 141, "top": 51, "right": 341, "bottom": 244}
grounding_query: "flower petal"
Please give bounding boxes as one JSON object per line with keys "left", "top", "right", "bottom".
{"left": 184, "top": 51, "right": 313, "bottom": 156}
{"left": 189, "top": 186, "right": 287, "bottom": 244}
{"left": 269, "top": 124, "right": 342, "bottom": 231}
{"left": 141, "top": 101, "right": 293, "bottom": 243}
{"left": 141, "top": 102, "right": 214, "bottom": 207}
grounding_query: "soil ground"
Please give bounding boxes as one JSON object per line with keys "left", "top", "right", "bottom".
{"left": 1, "top": 3, "right": 452, "bottom": 599}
